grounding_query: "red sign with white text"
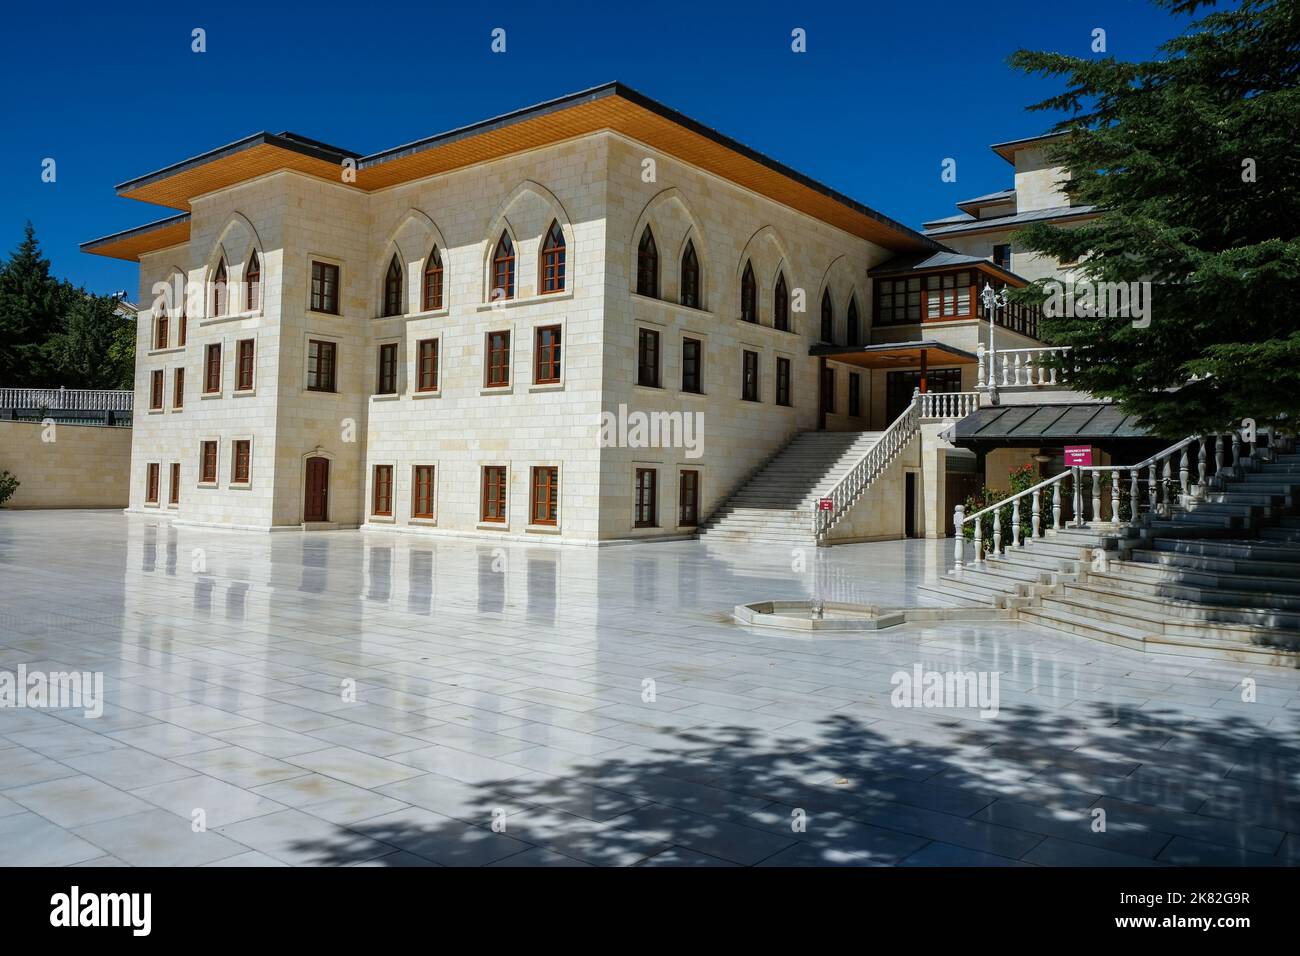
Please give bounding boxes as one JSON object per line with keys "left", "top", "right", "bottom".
{"left": 1063, "top": 445, "right": 1093, "bottom": 467}
{"left": 818, "top": 498, "right": 833, "bottom": 511}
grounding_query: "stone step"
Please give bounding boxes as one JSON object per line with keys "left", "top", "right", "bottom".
{"left": 985, "top": 550, "right": 1080, "bottom": 576}
{"left": 1067, "top": 578, "right": 1300, "bottom": 627}
{"left": 1147, "top": 537, "right": 1300, "bottom": 565}
{"left": 1112, "top": 557, "right": 1300, "bottom": 595}
{"left": 1018, "top": 604, "right": 1148, "bottom": 650}
{"left": 952, "top": 566, "right": 1038, "bottom": 594}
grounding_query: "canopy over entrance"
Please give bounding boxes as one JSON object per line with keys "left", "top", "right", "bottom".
{"left": 809, "top": 340, "right": 977, "bottom": 370}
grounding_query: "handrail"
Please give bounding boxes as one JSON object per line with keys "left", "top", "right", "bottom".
{"left": 813, "top": 396, "right": 921, "bottom": 540}
{"left": 0, "top": 387, "right": 134, "bottom": 411}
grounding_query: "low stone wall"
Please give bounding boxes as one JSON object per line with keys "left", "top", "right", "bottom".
{"left": 0, "top": 420, "right": 132, "bottom": 509}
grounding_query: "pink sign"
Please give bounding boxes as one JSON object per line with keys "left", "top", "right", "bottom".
{"left": 818, "top": 498, "right": 834, "bottom": 512}
{"left": 1064, "top": 445, "right": 1093, "bottom": 467}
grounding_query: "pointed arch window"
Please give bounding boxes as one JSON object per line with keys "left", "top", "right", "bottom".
{"left": 492, "top": 232, "right": 515, "bottom": 301}
{"left": 383, "top": 254, "right": 404, "bottom": 317}
{"left": 680, "top": 240, "right": 700, "bottom": 309}
{"left": 820, "top": 290, "right": 833, "bottom": 343}
{"left": 422, "top": 246, "right": 444, "bottom": 311}
{"left": 540, "top": 220, "right": 565, "bottom": 294}
{"left": 636, "top": 226, "right": 658, "bottom": 298}
{"left": 847, "top": 296, "right": 860, "bottom": 346}
{"left": 740, "top": 261, "right": 757, "bottom": 324}
{"left": 774, "top": 273, "right": 789, "bottom": 331}
{"left": 212, "top": 258, "right": 228, "bottom": 317}
{"left": 245, "top": 250, "right": 260, "bottom": 312}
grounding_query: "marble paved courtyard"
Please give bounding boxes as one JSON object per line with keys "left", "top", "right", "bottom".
{"left": 2, "top": 510, "right": 1298, "bottom": 867}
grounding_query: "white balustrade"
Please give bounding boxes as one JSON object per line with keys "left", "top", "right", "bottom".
{"left": 0, "top": 387, "right": 134, "bottom": 411}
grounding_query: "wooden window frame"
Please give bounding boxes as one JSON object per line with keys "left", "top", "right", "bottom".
{"left": 742, "top": 350, "right": 760, "bottom": 402}
{"left": 245, "top": 250, "right": 261, "bottom": 312}
{"left": 412, "top": 464, "right": 436, "bottom": 519}
{"left": 820, "top": 291, "right": 834, "bottom": 343}
{"left": 232, "top": 439, "right": 252, "bottom": 485}
{"left": 422, "top": 246, "right": 444, "bottom": 311}
{"left": 145, "top": 462, "right": 160, "bottom": 504}
{"left": 178, "top": 310, "right": 187, "bottom": 347}
{"left": 480, "top": 465, "right": 508, "bottom": 523}
{"left": 149, "top": 369, "right": 164, "bottom": 410}
{"left": 534, "top": 325, "right": 562, "bottom": 384}
{"left": 740, "top": 261, "right": 757, "bottom": 324}
{"left": 203, "top": 343, "right": 222, "bottom": 394}
{"left": 372, "top": 464, "right": 394, "bottom": 517}
{"left": 376, "top": 342, "right": 399, "bottom": 395}
{"left": 236, "top": 339, "right": 255, "bottom": 391}
{"left": 634, "top": 467, "right": 658, "bottom": 528}
{"left": 529, "top": 466, "right": 559, "bottom": 527}
{"left": 310, "top": 260, "right": 340, "bottom": 315}
{"left": 307, "top": 339, "right": 337, "bottom": 392}
{"left": 678, "top": 469, "right": 700, "bottom": 528}
{"left": 774, "top": 273, "right": 789, "bottom": 331}
{"left": 776, "top": 356, "right": 792, "bottom": 407}
{"left": 168, "top": 462, "right": 180, "bottom": 505}
{"left": 680, "top": 239, "right": 700, "bottom": 309}
{"left": 681, "top": 337, "right": 703, "bottom": 394}
{"left": 485, "top": 330, "right": 511, "bottom": 388}
{"left": 154, "top": 311, "right": 168, "bottom": 350}
{"left": 212, "top": 259, "right": 228, "bottom": 317}
{"left": 636, "top": 226, "right": 658, "bottom": 298}
{"left": 200, "top": 440, "right": 219, "bottom": 484}
{"left": 383, "top": 254, "right": 404, "bottom": 317}
{"left": 492, "top": 233, "right": 515, "bottom": 301}
{"left": 416, "top": 338, "right": 439, "bottom": 393}
{"left": 637, "top": 328, "right": 660, "bottom": 388}
{"left": 539, "top": 221, "right": 565, "bottom": 294}
{"left": 172, "top": 367, "right": 185, "bottom": 409}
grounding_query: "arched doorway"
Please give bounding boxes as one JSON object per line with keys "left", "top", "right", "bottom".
{"left": 304, "top": 457, "right": 330, "bottom": 522}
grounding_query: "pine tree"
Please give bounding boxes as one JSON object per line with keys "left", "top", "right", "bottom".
{"left": 0, "top": 222, "right": 66, "bottom": 387}
{"left": 1008, "top": 0, "right": 1300, "bottom": 436}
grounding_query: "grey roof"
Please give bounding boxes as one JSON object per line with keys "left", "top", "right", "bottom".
{"left": 957, "top": 188, "right": 1015, "bottom": 209}
{"left": 80, "top": 213, "right": 192, "bottom": 252}
{"left": 868, "top": 250, "right": 1024, "bottom": 284}
{"left": 950, "top": 403, "right": 1155, "bottom": 445}
{"left": 924, "top": 204, "right": 1098, "bottom": 238}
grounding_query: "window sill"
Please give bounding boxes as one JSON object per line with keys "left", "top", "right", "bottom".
{"left": 680, "top": 389, "right": 707, "bottom": 399}
{"left": 476, "top": 521, "right": 509, "bottom": 531}
{"left": 143, "top": 501, "right": 160, "bottom": 508}
{"left": 201, "top": 392, "right": 223, "bottom": 400}
{"left": 229, "top": 482, "right": 252, "bottom": 491}
{"left": 633, "top": 383, "right": 663, "bottom": 394}
{"left": 369, "top": 515, "right": 395, "bottom": 524}
{"left": 411, "top": 389, "right": 442, "bottom": 400}
{"left": 171, "top": 406, "right": 184, "bottom": 413}
{"left": 370, "top": 393, "right": 400, "bottom": 403}
{"left": 233, "top": 388, "right": 256, "bottom": 398}
{"left": 526, "top": 524, "right": 560, "bottom": 534}
{"left": 307, "top": 308, "right": 342, "bottom": 318}
{"left": 199, "top": 310, "right": 258, "bottom": 327}
{"left": 375, "top": 307, "right": 449, "bottom": 322}
{"left": 529, "top": 381, "right": 565, "bottom": 393}
{"left": 147, "top": 346, "right": 185, "bottom": 356}
{"left": 197, "top": 482, "right": 218, "bottom": 489}
{"left": 741, "top": 397, "right": 762, "bottom": 404}
{"left": 630, "top": 292, "right": 714, "bottom": 318}
{"left": 147, "top": 408, "right": 164, "bottom": 415}
{"left": 409, "top": 517, "right": 438, "bottom": 526}
{"left": 475, "top": 288, "right": 573, "bottom": 312}
{"left": 479, "top": 385, "right": 514, "bottom": 396}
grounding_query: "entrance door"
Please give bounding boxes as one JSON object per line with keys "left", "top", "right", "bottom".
{"left": 905, "top": 472, "right": 918, "bottom": 538}
{"left": 304, "top": 457, "right": 330, "bottom": 522}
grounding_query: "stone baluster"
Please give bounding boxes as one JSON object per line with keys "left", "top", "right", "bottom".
{"left": 973, "top": 513, "right": 983, "bottom": 564}
{"left": 1214, "top": 434, "right": 1225, "bottom": 485}
{"left": 1197, "top": 437, "right": 1208, "bottom": 492}
{"left": 1091, "top": 471, "right": 1101, "bottom": 525}
{"left": 1053, "top": 480, "right": 1062, "bottom": 530}
{"left": 1000, "top": 353, "right": 1010, "bottom": 388}
{"left": 1231, "top": 430, "right": 1242, "bottom": 473}
{"left": 1111, "top": 468, "right": 1120, "bottom": 524}
{"left": 1032, "top": 488, "right": 1041, "bottom": 539}
{"left": 1071, "top": 467, "right": 1083, "bottom": 527}
{"left": 1180, "top": 447, "right": 1191, "bottom": 500}
{"left": 953, "top": 505, "right": 964, "bottom": 571}
{"left": 1148, "top": 461, "right": 1158, "bottom": 515}
{"left": 976, "top": 346, "right": 986, "bottom": 388}
{"left": 1163, "top": 456, "right": 1173, "bottom": 513}
{"left": 1013, "top": 353, "right": 1023, "bottom": 386}
{"left": 1012, "top": 498, "right": 1021, "bottom": 548}
{"left": 993, "top": 507, "right": 1002, "bottom": 555}
{"left": 1129, "top": 468, "right": 1139, "bottom": 522}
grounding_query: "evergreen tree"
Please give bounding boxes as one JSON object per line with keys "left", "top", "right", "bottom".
{"left": 1008, "top": 0, "right": 1300, "bottom": 436}
{"left": 0, "top": 222, "right": 65, "bottom": 387}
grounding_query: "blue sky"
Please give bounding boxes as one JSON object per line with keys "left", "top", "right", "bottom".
{"left": 0, "top": 0, "right": 1190, "bottom": 295}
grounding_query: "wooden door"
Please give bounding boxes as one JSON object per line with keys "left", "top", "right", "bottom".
{"left": 304, "top": 457, "right": 330, "bottom": 522}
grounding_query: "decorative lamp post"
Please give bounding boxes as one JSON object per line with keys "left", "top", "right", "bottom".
{"left": 980, "top": 282, "right": 1008, "bottom": 405}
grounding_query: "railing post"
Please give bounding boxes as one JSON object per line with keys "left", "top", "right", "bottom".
{"left": 973, "top": 512, "right": 983, "bottom": 565}
{"left": 1214, "top": 434, "right": 1225, "bottom": 486}
{"left": 1231, "top": 430, "right": 1242, "bottom": 473}
{"left": 953, "top": 506, "right": 964, "bottom": 571}
{"left": 1148, "top": 462, "right": 1157, "bottom": 515}
{"left": 1163, "top": 456, "right": 1174, "bottom": 513}
{"left": 1091, "top": 470, "right": 1101, "bottom": 525}
{"left": 1128, "top": 468, "right": 1139, "bottom": 522}
{"left": 976, "top": 345, "right": 986, "bottom": 388}
{"left": 1012, "top": 497, "right": 1021, "bottom": 548}
{"left": 1072, "top": 466, "right": 1083, "bottom": 527}
{"left": 1110, "top": 468, "right": 1120, "bottom": 525}
{"left": 1052, "top": 481, "right": 1062, "bottom": 531}
{"left": 1032, "top": 488, "right": 1041, "bottom": 539}
{"left": 1180, "top": 447, "right": 1191, "bottom": 501}
{"left": 1196, "top": 438, "right": 1207, "bottom": 493}
{"left": 993, "top": 507, "right": 1002, "bottom": 556}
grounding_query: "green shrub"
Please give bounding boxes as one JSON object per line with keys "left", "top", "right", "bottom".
{"left": 0, "top": 470, "right": 18, "bottom": 507}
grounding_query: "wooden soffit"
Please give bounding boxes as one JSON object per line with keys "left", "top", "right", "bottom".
{"left": 811, "top": 341, "right": 977, "bottom": 369}
{"left": 81, "top": 215, "right": 192, "bottom": 262}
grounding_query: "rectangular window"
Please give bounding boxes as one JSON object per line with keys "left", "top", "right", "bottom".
{"left": 204, "top": 343, "right": 222, "bottom": 393}
{"left": 412, "top": 465, "right": 435, "bottom": 519}
{"left": 417, "top": 339, "right": 439, "bottom": 392}
{"left": 377, "top": 343, "right": 398, "bottom": 395}
{"left": 682, "top": 337, "right": 702, "bottom": 394}
{"left": 481, "top": 466, "right": 507, "bottom": 522}
{"left": 742, "top": 350, "right": 759, "bottom": 402}
{"left": 849, "top": 372, "right": 862, "bottom": 418}
{"left": 534, "top": 326, "right": 562, "bottom": 384}
{"left": 307, "top": 339, "right": 337, "bottom": 392}
{"left": 178, "top": 313, "right": 187, "bottom": 347}
{"left": 530, "top": 466, "right": 559, "bottom": 526}
{"left": 232, "top": 440, "right": 251, "bottom": 484}
{"left": 200, "top": 441, "right": 218, "bottom": 483}
{"left": 145, "top": 463, "right": 160, "bottom": 504}
{"left": 173, "top": 368, "right": 184, "bottom": 409}
{"left": 822, "top": 367, "right": 836, "bottom": 414}
{"left": 154, "top": 313, "right": 168, "bottom": 350}
{"left": 776, "top": 356, "right": 792, "bottom": 407}
{"left": 637, "top": 329, "right": 660, "bottom": 388}
{"left": 486, "top": 331, "right": 511, "bottom": 387}
{"left": 678, "top": 470, "right": 699, "bottom": 527}
{"left": 372, "top": 464, "right": 393, "bottom": 516}
{"left": 924, "top": 271, "right": 973, "bottom": 320}
{"left": 310, "top": 261, "right": 340, "bottom": 314}
{"left": 876, "top": 276, "right": 924, "bottom": 325}
{"left": 236, "top": 339, "right": 255, "bottom": 391}
{"left": 634, "top": 468, "right": 658, "bottom": 528}
{"left": 993, "top": 244, "right": 1012, "bottom": 271}
{"left": 169, "top": 463, "right": 180, "bottom": 504}
{"left": 150, "top": 369, "right": 164, "bottom": 410}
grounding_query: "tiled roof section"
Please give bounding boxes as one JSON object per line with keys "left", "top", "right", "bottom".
{"left": 990, "top": 131, "right": 1068, "bottom": 164}
{"left": 951, "top": 403, "right": 1153, "bottom": 443}
{"left": 868, "top": 250, "right": 1024, "bottom": 285}
{"left": 923, "top": 204, "right": 1099, "bottom": 238}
